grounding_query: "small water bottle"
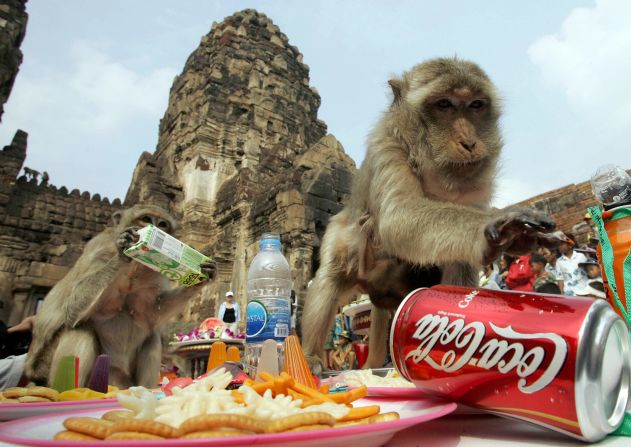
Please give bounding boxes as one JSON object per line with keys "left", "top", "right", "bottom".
{"left": 243, "top": 233, "right": 292, "bottom": 376}
{"left": 591, "top": 164, "right": 631, "bottom": 210}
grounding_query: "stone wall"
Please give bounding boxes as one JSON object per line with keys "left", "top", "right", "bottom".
{"left": 513, "top": 169, "right": 631, "bottom": 244}
{"left": 124, "top": 9, "right": 356, "bottom": 326}
{"left": 0, "top": 131, "right": 122, "bottom": 324}
{"left": 0, "top": 0, "right": 27, "bottom": 123}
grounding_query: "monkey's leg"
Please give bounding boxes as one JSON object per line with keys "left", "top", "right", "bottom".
{"left": 133, "top": 332, "right": 162, "bottom": 388}
{"left": 49, "top": 328, "right": 98, "bottom": 387}
{"left": 301, "top": 270, "right": 354, "bottom": 365}
{"left": 440, "top": 262, "right": 478, "bottom": 287}
{"left": 364, "top": 306, "right": 391, "bottom": 369}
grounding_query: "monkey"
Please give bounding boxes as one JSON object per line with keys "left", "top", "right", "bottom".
{"left": 25, "top": 204, "right": 216, "bottom": 388}
{"left": 301, "top": 58, "right": 559, "bottom": 371}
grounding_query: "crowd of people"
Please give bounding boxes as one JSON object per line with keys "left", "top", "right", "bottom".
{"left": 479, "top": 232, "right": 606, "bottom": 300}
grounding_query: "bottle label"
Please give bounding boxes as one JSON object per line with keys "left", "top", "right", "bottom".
{"left": 246, "top": 297, "right": 290, "bottom": 342}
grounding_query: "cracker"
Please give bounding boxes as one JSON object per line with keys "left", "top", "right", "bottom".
{"left": 2, "top": 387, "right": 27, "bottom": 399}
{"left": 101, "top": 409, "right": 135, "bottom": 422}
{"left": 26, "top": 386, "right": 59, "bottom": 401}
{"left": 181, "top": 430, "right": 252, "bottom": 439}
{"left": 54, "top": 430, "right": 100, "bottom": 441}
{"left": 285, "top": 424, "right": 332, "bottom": 432}
{"left": 18, "top": 396, "right": 51, "bottom": 403}
{"left": 63, "top": 417, "right": 113, "bottom": 439}
{"left": 179, "top": 414, "right": 264, "bottom": 435}
{"left": 109, "top": 419, "right": 180, "bottom": 438}
{"left": 106, "top": 431, "right": 164, "bottom": 440}
{"left": 0, "top": 398, "right": 20, "bottom": 404}
{"left": 266, "top": 412, "right": 336, "bottom": 433}
{"left": 367, "top": 412, "right": 400, "bottom": 424}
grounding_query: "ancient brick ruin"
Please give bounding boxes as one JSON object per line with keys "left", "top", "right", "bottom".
{"left": 1, "top": 4, "right": 626, "bottom": 331}
{"left": 0, "top": 8, "right": 356, "bottom": 328}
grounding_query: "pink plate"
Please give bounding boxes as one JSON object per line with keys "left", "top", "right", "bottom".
{"left": 365, "top": 387, "right": 428, "bottom": 398}
{"left": 0, "top": 399, "right": 118, "bottom": 422}
{"left": 0, "top": 397, "right": 456, "bottom": 447}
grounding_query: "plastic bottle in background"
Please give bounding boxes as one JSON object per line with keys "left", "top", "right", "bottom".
{"left": 590, "top": 164, "right": 631, "bottom": 210}
{"left": 243, "top": 233, "right": 292, "bottom": 376}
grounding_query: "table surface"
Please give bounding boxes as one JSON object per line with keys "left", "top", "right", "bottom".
{"left": 0, "top": 413, "right": 627, "bottom": 446}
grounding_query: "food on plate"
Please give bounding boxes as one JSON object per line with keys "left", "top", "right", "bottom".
{"left": 283, "top": 335, "right": 317, "bottom": 388}
{"left": 0, "top": 386, "right": 59, "bottom": 403}
{"left": 343, "top": 369, "right": 415, "bottom": 388}
{"left": 58, "top": 386, "right": 119, "bottom": 401}
{"left": 54, "top": 368, "right": 400, "bottom": 440}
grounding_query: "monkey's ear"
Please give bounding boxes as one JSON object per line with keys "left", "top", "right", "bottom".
{"left": 388, "top": 79, "right": 404, "bottom": 105}
{"left": 111, "top": 210, "right": 123, "bottom": 226}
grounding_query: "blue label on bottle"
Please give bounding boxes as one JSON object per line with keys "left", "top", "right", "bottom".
{"left": 246, "top": 297, "right": 290, "bottom": 342}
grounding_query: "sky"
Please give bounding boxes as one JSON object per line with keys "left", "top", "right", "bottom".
{"left": 1, "top": 0, "right": 630, "bottom": 207}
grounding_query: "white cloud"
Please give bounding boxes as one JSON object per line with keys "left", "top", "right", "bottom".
{"left": 528, "top": 0, "right": 631, "bottom": 129}
{"left": 491, "top": 174, "right": 538, "bottom": 209}
{"left": 0, "top": 40, "right": 177, "bottom": 199}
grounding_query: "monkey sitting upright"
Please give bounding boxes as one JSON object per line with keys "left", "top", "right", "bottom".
{"left": 25, "top": 205, "right": 216, "bottom": 388}
{"left": 301, "top": 58, "right": 560, "bottom": 370}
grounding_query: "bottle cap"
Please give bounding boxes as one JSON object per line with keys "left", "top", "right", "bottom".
{"left": 260, "top": 233, "right": 281, "bottom": 249}
{"left": 591, "top": 164, "right": 631, "bottom": 206}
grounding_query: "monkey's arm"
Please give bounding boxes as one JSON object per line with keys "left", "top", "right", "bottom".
{"left": 368, "top": 147, "right": 491, "bottom": 266}
{"left": 154, "top": 259, "right": 217, "bottom": 325}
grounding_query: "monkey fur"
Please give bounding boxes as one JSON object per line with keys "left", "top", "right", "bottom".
{"left": 301, "top": 58, "right": 557, "bottom": 370}
{"left": 25, "top": 204, "right": 216, "bottom": 388}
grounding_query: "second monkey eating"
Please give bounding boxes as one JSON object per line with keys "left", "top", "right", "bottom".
{"left": 301, "top": 57, "right": 559, "bottom": 370}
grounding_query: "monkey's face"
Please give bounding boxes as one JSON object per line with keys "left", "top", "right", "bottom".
{"left": 398, "top": 59, "right": 503, "bottom": 176}
{"left": 113, "top": 205, "right": 177, "bottom": 234}
{"left": 134, "top": 213, "right": 173, "bottom": 233}
{"left": 418, "top": 86, "right": 501, "bottom": 175}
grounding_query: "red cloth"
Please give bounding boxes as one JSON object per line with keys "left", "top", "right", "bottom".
{"left": 505, "top": 255, "right": 535, "bottom": 292}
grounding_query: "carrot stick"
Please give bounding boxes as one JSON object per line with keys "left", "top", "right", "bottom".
{"left": 291, "top": 382, "right": 333, "bottom": 401}
{"left": 337, "top": 405, "right": 381, "bottom": 422}
{"left": 319, "top": 384, "right": 329, "bottom": 394}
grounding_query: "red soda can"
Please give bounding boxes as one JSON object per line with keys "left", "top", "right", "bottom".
{"left": 390, "top": 285, "right": 630, "bottom": 442}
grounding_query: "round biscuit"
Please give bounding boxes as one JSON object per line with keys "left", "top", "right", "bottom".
{"left": 26, "top": 386, "right": 59, "bottom": 401}
{"left": 285, "top": 424, "right": 332, "bottom": 432}
{"left": 18, "top": 396, "right": 52, "bottom": 403}
{"left": 180, "top": 414, "right": 264, "bottom": 434}
{"left": 181, "top": 430, "right": 252, "bottom": 439}
{"left": 367, "top": 412, "right": 400, "bottom": 424}
{"left": 109, "top": 419, "right": 180, "bottom": 438}
{"left": 106, "top": 432, "right": 164, "bottom": 440}
{"left": 63, "top": 417, "right": 113, "bottom": 439}
{"left": 266, "top": 412, "right": 336, "bottom": 433}
{"left": 101, "top": 410, "right": 135, "bottom": 422}
{"left": 0, "top": 398, "right": 20, "bottom": 404}
{"left": 54, "top": 430, "right": 99, "bottom": 441}
{"left": 2, "top": 387, "right": 28, "bottom": 398}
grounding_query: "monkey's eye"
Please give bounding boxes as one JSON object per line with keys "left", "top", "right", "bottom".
{"left": 469, "top": 100, "right": 485, "bottom": 109}
{"left": 435, "top": 99, "right": 453, "bottom": 109}
{"left": 158, "top": 221, "right": 169, "bottom": 230}
{"left": 141, "top": 216, "right": 152, "bottom": 223}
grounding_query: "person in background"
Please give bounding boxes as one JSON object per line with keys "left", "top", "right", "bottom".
{"left": 218, "top": 291, "right": 241, "bottom": 332}
{"left": 479, "top": 264, "right": 501, "bottom": 289}
{"left": 1, "top": 315, "right": 36, "bottom": 390}
{"left": 506, "top": 254, "right": 535, "bottom": 292}
{"left": 498, "top": 254, "right": 515, "bottom": 290}
{"left": 329, "top": 331, "right": 357, "bottom": 371}
{"left": 541, "top": 247, "right": 563, "bottom": 292}
{"left": 323, "top": 307, "right": 344, "bottom": 369}
{"left": 575, "top": 280, "right": 606, "bottom": 299}
{"left": 556, "top": 234, "right": 588, "bottom": 296}
{"left": 529, "top": 254, "right": 558, "bottom": 293}
{"left": 579, "top": 259, "right": 602, "bottom": 281}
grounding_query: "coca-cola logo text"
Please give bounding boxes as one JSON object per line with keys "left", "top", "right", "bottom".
{"left": 404, "top": 314, "right": 567, "bottom": 394}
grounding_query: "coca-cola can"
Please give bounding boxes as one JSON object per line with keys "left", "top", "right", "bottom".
{"left": 390, "top": 285, "right": 630, "bottom": 442}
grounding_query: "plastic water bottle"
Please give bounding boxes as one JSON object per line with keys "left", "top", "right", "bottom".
{"left": 590, "top": 164, "right": 631, "bottom": 210}
{"left": 243, "top": 233, "right": 292, "bottom": 376}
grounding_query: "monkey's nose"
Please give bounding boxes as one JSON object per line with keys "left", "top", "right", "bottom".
{"left": 459, "top": 141, "right": 476, "bottom": 152}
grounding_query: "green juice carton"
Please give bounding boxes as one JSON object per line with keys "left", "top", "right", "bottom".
{"left": 123, "top": 225, "right": 209, "bottom": 287}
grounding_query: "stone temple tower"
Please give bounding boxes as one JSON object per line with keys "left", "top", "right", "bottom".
{"left": 125, "top": 9, "right": 356, "bottom": 324}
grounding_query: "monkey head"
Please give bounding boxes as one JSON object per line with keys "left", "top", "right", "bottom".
{"left": 111, "top": 204, "right": 177, "bottom": 234}
{"left": 388, "top": 58, "right": 502, "bottom": 181}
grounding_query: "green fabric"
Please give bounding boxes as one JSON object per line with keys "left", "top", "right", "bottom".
{"left": 588, "top": 206, "right": 631, "bottom": 327}
{"left": 588, "top": 206, "right": 631, "bottom": 437}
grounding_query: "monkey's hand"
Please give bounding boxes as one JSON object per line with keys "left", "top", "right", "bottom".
{"left": 483, "top": 208, "right": 556, "bottom": 264}
{"left": 199, "top": 258, "right": 217, "bottom": 283}
{"left": 116, "top": 227, "right": 141, "bottom": 260}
